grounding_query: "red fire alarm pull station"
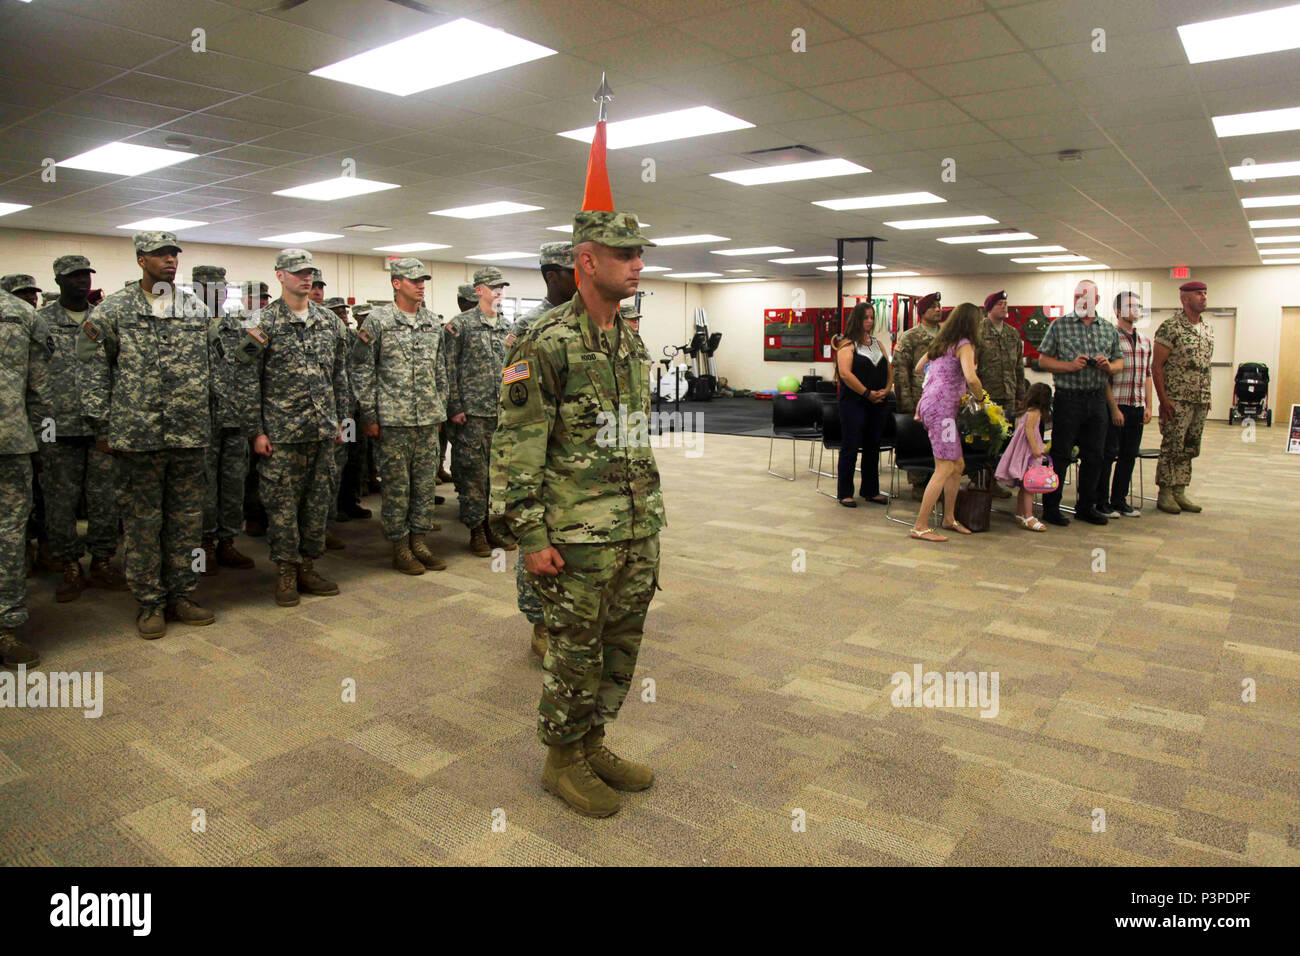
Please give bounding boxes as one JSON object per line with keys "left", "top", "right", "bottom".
{"left": 1170, "top": 265, "right": 1190, "bottom": 280}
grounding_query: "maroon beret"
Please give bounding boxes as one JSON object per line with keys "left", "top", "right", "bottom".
{"left": 983, "top": 290, "right": 1006, "bottom": 312}
{"left": 917, "top": 292, "right": 941, "bottom": 314}
{"left": 1179, "top": 281, "right": 1207, "bottom": 292}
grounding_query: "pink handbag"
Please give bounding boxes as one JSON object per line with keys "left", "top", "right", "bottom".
{"left": 1022, "top": 457, "right": 1059, "bottom": 494}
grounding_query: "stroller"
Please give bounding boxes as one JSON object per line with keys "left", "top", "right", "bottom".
{"left": 1228, "top": 362, "right": 1271, "bottom": 425}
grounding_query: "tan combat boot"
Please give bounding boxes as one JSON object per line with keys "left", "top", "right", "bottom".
{"left": 87, "top": 556, "right": 127, "bottom": 590}
{"left": 215, "top": 538, "right": 254, "bottom": 569}
{"left": 0, "top": 628, "right": 39, "bottom": 666}
{"left": 1172, "top": 486, "right": 1202, "bottom": 513}
{"left": 469, "top": 524, "right": 491, "bottom": 557}
{"left": 408, "top": 533, "right": 446, "bottom": 571}
{"left": 324, "top": 529, "right": 345, "bottom": 550}
{"left": 55, "top": 560, "right": 84, "bottom": 603}
{"left": 136, "top": 605, "right": 166, "bottom": 640}
{"left": 392, "top": 538, "right": 425, "bottom": 575}
{"left": 582, "top": 725, "right": 654, "bottom": 792}
{"left": 1156, "top": 486, "right": 1181, "bottom": 514}
{"left": 531, "top": 622, "right": 548, "bottom": 660}
{"left": 200, "top": 536, "right": 218, "bottom": 576}
{"left": 165, "top": 597, "right": 215, "bottom": 626}
{"left": 541, "top": 741, "right": 621, "bottom": 818}
{"left": 483, "top": 519, "right": 516, "bottom": 552}
{"left": 276, "top": 561, "right": 300, "bottom": 607}
{"left": 298, "top": 558, "right": 339, "bottom": 596}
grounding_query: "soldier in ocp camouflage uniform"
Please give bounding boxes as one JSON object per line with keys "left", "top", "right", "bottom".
{"left": 1153, "top": 280, "right": 1214, "bottom": 514}
{"left": 491, "top": 210, "right": 664, "bottom": 819}
{"left": 891, "top": 292, "right": 943, "bottom": 500}
{"left": 235, "top": 249, "right": 350, "bottom": 607}
{"left": 350, "top": 258, "right": 449, "bottom": 575}
{"left": 195, "top": 265, "right": 256, "bottom": 576}
{"left": 76, "top": 232, "right": 216, "bottom": 639}
{"left": 447, "top": 265, "right": 515, "bottom": 556}
{"left": 30, "top": 255, "right": 127, "bottom": 602}
{"left": 0, "top": 288, "right": 40, "bottom": 666}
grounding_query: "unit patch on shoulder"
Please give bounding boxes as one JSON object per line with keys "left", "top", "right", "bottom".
{"left": 509, "top": 382, "right": 528, "bottom": 407}
{"left": 502, "top": 360, "right": 530, "bottom": 384}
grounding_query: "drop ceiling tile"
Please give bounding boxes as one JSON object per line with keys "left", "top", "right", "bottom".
{"left": 1189, "top": 48, "right": 1300, "bottom": 95}
{"left": 0, "top": 48, "right": 124, "bottom": 92}
{"left": 807, "top": 72, "right": 940, "bottom": 112}
{"left": 806, "top": 0, "right": 984, "bottom": 33}
{"left": 854, "top": 100, "right": 975, "bottom": 132}
{"left": 1037, "top": 33, "right": 1188, "bottom": 82}
{"left": 37, "top": 0, "right": 241, "bottom": 43}
{"left": 200, "top": 96, "right": 334, "bottom": 129}
{"left": 865, "top": 13, "right": 1023, "bottom": 69}
{"left": 94, "top": 72, "right": 241, "bottom": 112}
{"left": 141, "top": 51, "right": 300, "bottom": 96}
{"left": 201, "top": 17, "right": 356, "bottom": 75}
{"left": 997, "top": 0, "right": 1169, "bottom": 48}
{"left": 924, "top": 53, "right": 1055, "bottom": 97}
{"left": 950, "top": 85, "right": 1076, "bottom": 120}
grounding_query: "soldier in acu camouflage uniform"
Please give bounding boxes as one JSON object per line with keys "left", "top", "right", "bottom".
{"left": 309, "top": 268, "right": 327, "bottom": 305}
{"left": 891, "top": 292, "right": 944, "bottom": 500}
{"left": 446, "top": 265, "right": 515, "bottom": 556}
{"left": 77, "top": 232, "right": 215, "bottom": 639}
{"left": 438, "top": 287, "right": 477, "bottom": 486}
{"left": 29, "top": 255, "right": 127, "bottom": 602}
{"left": 490, "top": 210, "right": 664, "bottom": 819}
{"left": 0, "top": 274, "right": 41, "bottom": 309}
{"left": 1153, "top": 280, "right": 1214, "bottom": 514}
{"left": 320, "top": 295, "right": 354, "bottom": 552}
{"left": 0, "top": 288, "right": 40, "bottom": 666}
{"left": 235, "top": 249, "right": 349, "bottom": 607}
{"left": 194, "top": 265, "right": 256, "bottom": 576}
{"left": 338, "top": 303, "right": 374, "bottom": 523}
{"left": 350, "top": 258, "right": 449, "bottom": 575}
{"left": 976, "top": 291, "right": 1026, "bottom": 498}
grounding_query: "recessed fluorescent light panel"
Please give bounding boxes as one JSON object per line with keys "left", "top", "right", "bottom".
{"left": 1213, "top": 106, "right": 1300, "bottom": 138}
{"left": 275, "top": 177, "right": 400, "bottom": 201}
{"left": 639, "top": 266, "right": 671, "bottom": 272}
{"left": 558, "top": 107, "right": 753, "bottom": 149}
{"left": 1249, "top": 217, "right": 1300, "bottom": 228}
{"left": 1037, "top": 264, "right": 1109, "bottom": 272}
{"left": 711, "top": 158, "right": 869, "bottom": 185}
{"left": 653, "top": 234, "right": 729, "bottom": 246}
{"left": 1011, "top": 255, "right": 1089, "bottom": 263}
{"left": 885, "top": 215, "right": 997, "bottom": 230}
{"left": 813, "top": 192, "right": 945, "bottom": 211}
{"left": 311, "top": 18, "right": 556, "bottom": 96}
{"left": 0, "top": 203, "right": 31, "bottom": 217}
{"left": 769, "top": 255, "right": 839, "bottom": 264}
{"left": 938, "top": 232, "right": 1036, "bottom": 244}
{"left": 259, "top": 232, "right": 343, "bottom": 243}
{"left": 1261, "top": 257, "right": 1300, "bottom": 263}
{"left": 871, "top": 271, "right": 919, "bottom": 277}
{"left": 1231, "top": 160, "right": 1300, "bottom": 181}
{"left": 979, "top": 245, "right": 1066, "bottom": 254}
{"left": 711, "top": 246, "right": 792, "bottom": 256}
{"left": 1259, "top": 247, "right": 1300, "bottom": 253}
{"left": 58, "top": 142, "right": 196, "bottom": 176}
{"left": 725, "top": 269, "right": 753, "bottom": 273}
{"left": 430, "top": 201, "right": 543, "bottom": 219}
{"left": 117, "top": 217, "right": 208, "bottom": 231}
{"left": 710, "top": 278, "right": 766, "bottom": 283}
{"left": 466, "top": 252, "right": 533, "bottom": 260}
{"left": 1255, "top": 233, "right": 1300, "bottom": 242}
{"left": 1178, "top": 3, "right": 1300, "bottom": 64}
{"left": 664, "top": 272, "right": 722, "bottom": 279}
{"left": 375, "top": 243, "right": 451, "bottom": 252}
{"left": 1242, "top": 195, "right": 1300, "bottom": 208}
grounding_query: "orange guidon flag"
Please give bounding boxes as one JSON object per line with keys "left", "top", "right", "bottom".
{"left": 581, "top": 119, "right": 613, "bottom": 213}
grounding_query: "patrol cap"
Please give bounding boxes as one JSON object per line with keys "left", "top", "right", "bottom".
{"left": 917, "top": 291, "right": 941, "bottom": 314}
{"left": 191, "top": 264, "right": 226, "bottom": 284}
{"left": 54, "top": 255, "right": 95, "bottom": 277}
{"left": 1179, "top": 280, "right": 1207, "bottom": 292}
{"left": 472, "top": 266, "right": 509, "bottom": 288}
{"left": 324, "top": 296, "right": 347, "bottom": 309}
{"left": 353, "top": 303, "right": 372, "bottom": 320}
{"left": 41, "top": 291, "right": 59, "bottom": 305}
{"left": 983, "top": 290, "right": 1006, "bottom": 312}
{"left": 456, "top": 283, "right": 476, "bottom": 301}
{"left": 572, "top": 211, "right": 655, "bottom": 248}
{"left": 1, "top": 273, "right": 40, "bottom": 293}
{"left": 390, "top": 257, "right": 432, "bottom": 281}
{"left": 244, "top": 280, "right": 270, "bottom": 298}
{"left": 133, "top": 231, "right": 181, "bottom": 255}
{"left": 311, "top": 268, "right": 325, "bottom": 286}
{"left": 618, "top": 304, "right": 641, "bottom": 321}
{"left": 539, "top": 241, "right": 574, "bottom": 268}
{"left": 275, "top": 249, "right": 315, "bottom": 273}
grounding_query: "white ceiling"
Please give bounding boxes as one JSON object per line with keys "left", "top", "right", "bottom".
{"left": 1, "top": 0, "right": 1297, "bottom": 281}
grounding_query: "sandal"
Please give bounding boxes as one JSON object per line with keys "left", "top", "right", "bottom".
{"left": 941, "top": 519, "right": 973, "bottom": 535}
{"left": 910, "top": 527, "right": 948, "bottom": 543}
{"left": 1016, "top": 515, "right": 1046, "bottom": 532}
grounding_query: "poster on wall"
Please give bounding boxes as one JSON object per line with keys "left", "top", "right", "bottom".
{"left": 763, "top": 308, "right": 814, "bottom": 362}
{"left": 1288, "top": 405, "right": 1300, "bottom": 455}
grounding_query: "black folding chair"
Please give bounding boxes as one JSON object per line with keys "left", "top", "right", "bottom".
{"left": 886, "top": 413, "right": 941, "bottom": 526}
{"left": 815, "top": 400, "right": 842, "bottom": 499}
{"left": 766, "top": 393, "right": 821, "bottom": 480}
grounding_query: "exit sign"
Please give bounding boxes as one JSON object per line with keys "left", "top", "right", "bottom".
{"left": 1171, "top": 266, "right": 1190, "bottom": 279}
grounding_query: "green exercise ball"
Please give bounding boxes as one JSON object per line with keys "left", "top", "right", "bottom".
{"left": 777, "top": 375, "right": 799, "bottom": 393}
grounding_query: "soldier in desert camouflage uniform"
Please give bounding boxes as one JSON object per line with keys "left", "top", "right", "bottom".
{"left": 235, "top": 249, "right": 349, "bottom": 607}
{"left": 891, "top": 293, "right": 943, "bottom": 500}
{"left": 491, "top": 210, "right": 664, "bottom": 819}
{"left": 0, "top": 288, "right": 40, "bottom": 666}
{"left": 77, "top": 232, "right": 215, "bottom": 639}
{"left": 350, "top": 258, "right": 449, "bottom": 575}
{"left": 30, "top": 255, "right": 127, "bottom": 602}
{"left": 1153, "top": 280, "right": 1215, "bottom": 514}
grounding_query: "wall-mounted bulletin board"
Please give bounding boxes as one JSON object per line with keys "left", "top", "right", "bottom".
{"left": 764, "top": 308, "right": 815, "bottom": 362}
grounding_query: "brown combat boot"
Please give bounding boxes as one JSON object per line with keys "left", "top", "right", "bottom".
{"left": 275, "top": 561, "right": 300, "bottom": 607}
{"left": 1172, "top": 486, "right": 1202, "bottom": 513}
{"left": 136, "top": 606, "right": 166, "bottom": 640}
{"left": 200, "top": 536, "right": 218, "bottom": 576}
{"left": 392, "top": 538, "right": 425, "bottom": 576}
{"left": 215, "top": 538, "right": 254, "bottom": 569}
{"left": 409, "top": 533, "right": 446, "bottom": 571}
{"left": 1156, "top": 486, "right": 1181, "bottom": 514}
{"left": 165, "top": 597, "right": 215, "bottom": 626}
{"left": 469, "top": 524, "right": 491, "bottom": 557}
{"left": 298, "top": 558, "right": 339, "bottom": 596}
{"left": 483, "top": 519, "right": 516, "bottom": 551}
{"left": 437, "top": 466, "right": 453, "bottom": 483}
{"left": 324, "top": 529, "right": 345, "bottom": 550}
{"left": 36, "top": 541, "right": 59, "bottom": 573}
{"left": 55, "top": 561, "right": 84, "bottom": 603}
{"left": 0, "top": 628, "right": 39, "bottom": 667}
{"left": 531, "top": 622, "right": 548, "bottom": 660}
{"left": 541, "top": 741, "right": 621, "bottom": 818}
{"left": 87, "top": 556, "right": 127, "bottom": 590}
{"left": 582, "top": 725, "right": 654, "bottom": 792}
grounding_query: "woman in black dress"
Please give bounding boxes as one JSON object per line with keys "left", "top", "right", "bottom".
{"left": 834, "top": 302, "right": 893, "bottom": 506}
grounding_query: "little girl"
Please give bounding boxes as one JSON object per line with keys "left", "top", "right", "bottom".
{"left": 994, "top": 383, "right": 1052, "bottom": 531}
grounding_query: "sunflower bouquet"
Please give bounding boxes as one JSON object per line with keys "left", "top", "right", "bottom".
{"left": 957, "top": 390, "right": 1011, "bottom": 457}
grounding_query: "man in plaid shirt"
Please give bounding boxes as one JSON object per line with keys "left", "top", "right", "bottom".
{"left": 1034, "top": 279, "right": 1124, "bottom": 526}
{"left": 1096, "top": 291, "right": 1152, "bottom": 517}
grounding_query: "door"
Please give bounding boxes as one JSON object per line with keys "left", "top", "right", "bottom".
{"left": 1278, "top": 308, "right": 1300, "bottom": 426}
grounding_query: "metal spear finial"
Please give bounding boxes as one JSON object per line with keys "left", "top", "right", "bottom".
{"left": 594, "top": 72, "right": 613, "bottom": 123}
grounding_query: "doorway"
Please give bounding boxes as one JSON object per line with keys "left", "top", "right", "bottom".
{"left": 1278, "top": 308, "right": 1300, "bottom": 427}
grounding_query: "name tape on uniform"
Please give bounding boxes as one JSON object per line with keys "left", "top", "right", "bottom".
{"left": 503, "top": 360, "right": 530, "bottom": 384}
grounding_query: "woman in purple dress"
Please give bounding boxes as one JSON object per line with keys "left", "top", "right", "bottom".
{"left": 910, "top": 303, "right": 984, "bottom": 542}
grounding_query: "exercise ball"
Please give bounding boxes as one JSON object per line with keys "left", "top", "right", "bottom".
{"left": 777, "top": 375, "right": 799, "bottom": 393}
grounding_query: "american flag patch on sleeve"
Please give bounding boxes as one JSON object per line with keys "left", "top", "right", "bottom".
{"left": 502, "top": 360, "right": 530, "bottom": 384}
{"left": 505, "top": 333, "right": 516, "bottom": 348}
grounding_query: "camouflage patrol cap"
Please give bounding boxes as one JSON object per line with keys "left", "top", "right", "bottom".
{"left": 133, "top": 231, "right": 181, "bottom": 255}
{"left": 618, "top": 304, "right": 641, "bottom": 321}
{"left": 0, "top": 274, "right": 40, "bottom": 293}
{"left": 456, "top": 283, "right": 475, "bottom": 301}
{"left": 311, "top": 268, "right": 325, "bottom": 286}
{"left": 572, "top": 211, "right": 655, "bottom": 248}
{"left": 191, "top": 264, "right": 226, "bottom": 284}
{"left": 41, "top": 292, "right": 59, "bottom": 305}
{"left": 390, "top": 257, "right": 432, "bottom": 281}
{"left": 472, "top": 266, "right": 509, "bottom": 289}
{"left": 324, "top": 296, "right": 347, "bottom": 310}
{"left": 353, "top": 303, "right": 372, "bottom": 320}
{"left": 539, "top": 241, "right": 574, "bottom": 268}
{"left": 244, "top": 280, "right": 270, "bottom": 297}
{"left": 53, "top": 255, "right": 95, "bottom": 277}
{"left": 275, "top": 248, "right": 315, "bottom": 272}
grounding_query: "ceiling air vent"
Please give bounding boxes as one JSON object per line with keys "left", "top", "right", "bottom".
{"left": 739, "top": 145, "right": 826, "bottom": 165}
{"left": 344, "top": 224, "right": 390, "bottom": 232}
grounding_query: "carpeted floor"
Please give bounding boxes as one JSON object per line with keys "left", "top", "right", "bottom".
{"left": 1, "top": 423, "right": 1297, "bottom": 866}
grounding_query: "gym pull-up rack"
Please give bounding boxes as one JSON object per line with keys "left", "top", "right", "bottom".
{"left": 833, "top": 236, "right": 885, "bottom": 330}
